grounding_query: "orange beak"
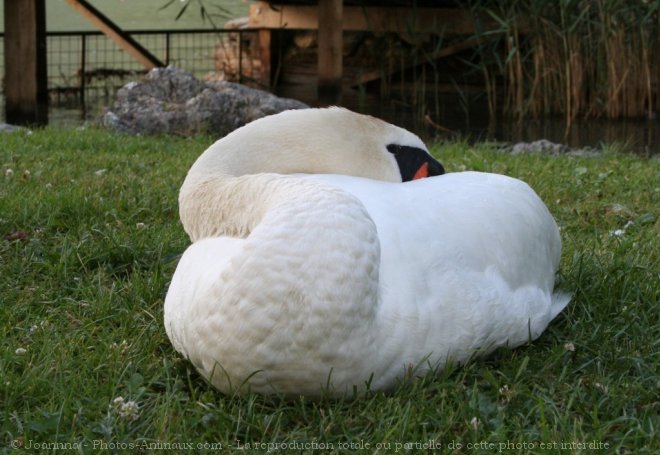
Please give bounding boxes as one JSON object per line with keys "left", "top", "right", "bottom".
{"left": 412, "top": 162, "right": 429, "bottom": 180}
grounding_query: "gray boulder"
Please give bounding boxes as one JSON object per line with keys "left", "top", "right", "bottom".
{"left": 509, "top": 139, "right": 574, "bottom": 155}
{"left": 504, "top": 139, "right": 600, "bottom": 156}
{"left": 102, "top": 66, "right": 308, "bottom": 136}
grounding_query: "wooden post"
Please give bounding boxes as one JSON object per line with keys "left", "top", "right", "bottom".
{"left": 317, "top": 0, "right": 343, "bottom": 102}
{"left": 258, "top": 29, "right": 272, "bottom": 88}
{"left": 4, "top": 0, "right": 48, "bottom": 125}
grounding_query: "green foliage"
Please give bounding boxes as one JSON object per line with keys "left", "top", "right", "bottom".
{"left": 1, "top": 129, "right": 658, "bottom": 454}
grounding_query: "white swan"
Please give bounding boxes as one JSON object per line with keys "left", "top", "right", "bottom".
{"left": 164, "top": 107, "right": 569, "bottom": 397}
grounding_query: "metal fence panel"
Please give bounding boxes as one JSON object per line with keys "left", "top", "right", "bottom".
{"left": 0, "top": 28, "right": 260, "bottom": 116}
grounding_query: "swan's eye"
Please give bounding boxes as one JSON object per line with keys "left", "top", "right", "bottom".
{"left": 386, "top": 144, "right": 445, "bottom": 182}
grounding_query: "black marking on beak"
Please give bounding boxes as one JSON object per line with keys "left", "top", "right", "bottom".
{"left": 386, "top": 144, "right": 445, "bottom": 182}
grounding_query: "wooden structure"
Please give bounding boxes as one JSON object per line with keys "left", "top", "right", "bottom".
{"left": 317, "top": 0, "right": 342, "bottom": 100}
{"left": 248, "top": 1, "right": 485, "bottom": 99}
{"left": 64, "top": 0, "right": 163, "bottom": 69}
{"left": 4, "top": 0, "right": 48, "bottom": 125}
{"left": 4, "top": 0, "right": 166, "bottom": 125}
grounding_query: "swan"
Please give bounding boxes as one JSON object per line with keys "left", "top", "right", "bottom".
{"left": 164, "top": 107, "right": 569, "bottom": 397}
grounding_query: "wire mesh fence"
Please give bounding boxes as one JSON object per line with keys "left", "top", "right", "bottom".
{"left": 0, "top": 28, "right": 262, "bottom": 116}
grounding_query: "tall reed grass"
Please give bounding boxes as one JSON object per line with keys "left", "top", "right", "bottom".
{"left": 466, "top": 0, "right": 660, "bottom": 124}
{"left": 366, "top": 1, "right": 659, "bottom": 127}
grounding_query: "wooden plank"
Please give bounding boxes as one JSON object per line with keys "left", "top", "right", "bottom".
{"left": 317, "top": 0, "right": 343, "bottom": 100}
{"left": 249, "top": 2, "right": 480, "bottom": 35}
{"left": 4, "top": 0, "right": 48, "bottom": 125}
{"left": 64, "top": 0, "right": 163, "bottom": 69}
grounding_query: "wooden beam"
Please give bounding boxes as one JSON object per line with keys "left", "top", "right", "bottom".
{"left": 64, "top": 0, "right": 163, "bottom": 69}
{"left": 4, "top": 0, "right": 48, "bottom": 125}
{"left": 317, "top": 0, "right": 342, "bottom": 101}
{"left": 249, "top": 2, "right": 481, "bottom": 35}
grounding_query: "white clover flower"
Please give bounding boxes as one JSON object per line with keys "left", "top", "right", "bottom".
{"left": 15, "top": 347, "right": 27, "bottom": 355}
{"left": 610, "top": 220, "right": 635, "bottom": 238}
{"left": 111, "top": 340, "right": 130, "bottom": 354}
{"left": 564, "top": 342, "right": 576, "bottom": 352}
{"left": 136, "top": 222, "right": 146, "bottom": 229}
{"left": 120, "top": 401, "right": 140, "bottom": 420}
{"left": 498, "top": 384, "right": 514, "bottom": 403}
{"left": 470, "top": 416, "right": 480, "bottom": 430}
{"left": 111, "top": 396, "right": 140, "bottom": 421}
{"left": 594, "top": 382, "right": 608, "bottom": 394}
{"left": 610, "top": 229, "right": 625, "bottom": 237}
{"left": 5, "top": 168, "right": 14, "bottom": 177}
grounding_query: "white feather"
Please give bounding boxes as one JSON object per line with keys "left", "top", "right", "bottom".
{"left": 164, "top": 107, "right": 570, "bottom": 397}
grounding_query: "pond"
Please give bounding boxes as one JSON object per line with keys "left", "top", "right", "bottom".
{"left": 331, "top": 91, "right": 660, "bottom": 156}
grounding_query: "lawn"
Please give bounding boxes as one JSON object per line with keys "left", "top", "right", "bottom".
{"left": 1, "top": 128, "right": 657, "bottom": 454}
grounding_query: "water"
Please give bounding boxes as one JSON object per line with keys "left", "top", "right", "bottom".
{"left": 275, "top": 87, "right": 660, "bottom": 155}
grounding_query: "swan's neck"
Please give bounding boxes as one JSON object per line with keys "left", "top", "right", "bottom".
{"left": 179, "top": 172, "right": 286, "bottom": 241}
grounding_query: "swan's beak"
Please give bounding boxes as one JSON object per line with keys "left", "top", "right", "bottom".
{"left": 387, "top": 144, "right": 445, "bottom": 181}
{"left": 413, "top": 160, "right": 445, "bottom": 180}
{"left": 413, "top": 162, "right": 430, "bottom": 180}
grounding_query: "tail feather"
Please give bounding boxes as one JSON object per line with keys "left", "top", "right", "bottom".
{"left": 549, "top": 291, "right": 571, "bottom": 320}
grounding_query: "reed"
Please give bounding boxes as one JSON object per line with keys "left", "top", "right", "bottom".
{"left": 370, "top": 1, "right": 658, "bottom": 126}
{"left": 464, "top": 0, "right": 660, "bottom": 122}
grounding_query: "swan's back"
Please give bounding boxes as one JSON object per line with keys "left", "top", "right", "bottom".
{"left": 301, "top": 171, "right": 567, "bottom": 389}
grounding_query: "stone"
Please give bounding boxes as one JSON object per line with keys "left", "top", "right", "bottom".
{"left": 503, "top": 139, "right": 600, "bottom": 156}
{"left": 509, "top": 139, "right": 574, "bottom": 155}
{"left": 101, "top": 66, "right": 308, "bottom": 136}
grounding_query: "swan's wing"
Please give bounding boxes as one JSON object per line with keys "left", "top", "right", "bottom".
{"left": 304, "top": 171, "right": 561, "bottom": 289}
{"left": 303, "top": 172, "right": 568, "bottom": 364}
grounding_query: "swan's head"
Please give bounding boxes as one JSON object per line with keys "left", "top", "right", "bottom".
{"left": 189, "top": 107, "right": 444, "bottom": 182}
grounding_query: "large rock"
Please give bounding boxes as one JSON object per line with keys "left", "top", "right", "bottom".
{"left": 101, "top": 66, "right": 308, "bottom": 136}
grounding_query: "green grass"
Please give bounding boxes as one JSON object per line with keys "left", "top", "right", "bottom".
{"left": 1, "top": 128, "right": 658, "bottom": 454}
